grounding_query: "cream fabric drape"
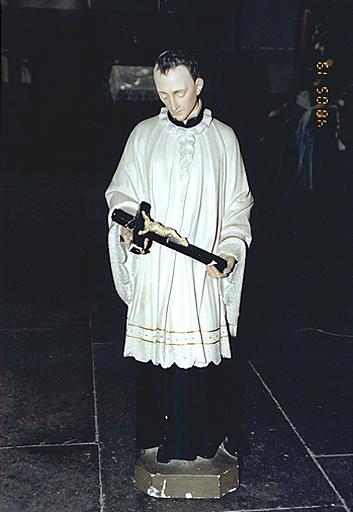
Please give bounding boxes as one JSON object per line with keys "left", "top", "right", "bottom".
{"left": 106, "top": 108, "right": 253, "bottom": 369}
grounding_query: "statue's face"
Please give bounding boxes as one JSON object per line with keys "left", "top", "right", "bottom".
{"left": 154, "top": 65, "right": 204, "bottom": 123}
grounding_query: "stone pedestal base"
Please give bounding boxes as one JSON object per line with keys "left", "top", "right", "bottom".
{"left": 134, "top": 444, "right": 239, "bottom": 499}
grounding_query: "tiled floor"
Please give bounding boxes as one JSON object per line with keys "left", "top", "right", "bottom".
{"left": 1, "top": 86, "right": 352, "bottom": 512}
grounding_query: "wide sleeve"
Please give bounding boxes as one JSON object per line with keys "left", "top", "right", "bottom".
{"left": 105, "top": 127, "right": 142, "bottom": 305}
{"left": 105, "top": 127, "right": 142, "bottom": 229}
{"left": 217, "top": 129, "right": 254, "bottom": 257}
{"left": 218, "top": 128, "right": 254, "bottom": 336}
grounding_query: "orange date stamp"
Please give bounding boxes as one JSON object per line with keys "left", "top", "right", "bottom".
{"left": 315, "top": 60, "right": 332, "bottom": 128}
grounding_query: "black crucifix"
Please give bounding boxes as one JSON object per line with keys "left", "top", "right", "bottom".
{"left": 112, "top": 202, "right": 231, "bottom": 273}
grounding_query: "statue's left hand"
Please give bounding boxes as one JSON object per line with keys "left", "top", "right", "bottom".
{"left": 206, "top": 255, "right": 236, "bottom": 279}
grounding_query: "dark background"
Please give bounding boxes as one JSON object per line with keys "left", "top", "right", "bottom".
{"left": 2, "top": 0, "right": 352, "bottom": 338}
{"left": 1, "top": 1, "right": 352, "bottom": 511}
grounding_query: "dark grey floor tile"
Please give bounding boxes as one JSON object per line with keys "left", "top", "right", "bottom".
{"left": 248, "top": 509, "right": 344, "bottom": 512}
{"left": 91, "top": 294, "right": 126, "bottom": 344}
{"left": 93, "top": 343, "right": 135, "bottom": 446}
{"left": 250, "top": 332, "right": 353, "bottom": 455}
{"left": 0, "top": 444, "right": 99, "bottom": 512}
{"left": 94, "top": 345, "right": 340, "bottom": 511}
{"left": 0, "top": 182, "right": 90, "bottom": 329}
{"left": 267, "top": 253, "right": 353, "bottom": 338}
{"left": 89, "top": 231, "right": 126, "bottom": 343}
{"left": 0, "top": 329, "right": 95, "bottom": 447}
{"left": 319, "top": 456, "right": 353, "bottom": 509}
{"left": 241, "top": 238, "right": 353, "bottom": 340}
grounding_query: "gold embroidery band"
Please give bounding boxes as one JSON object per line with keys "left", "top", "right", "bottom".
{"left": 127, "top": 322, "right": 228, "bottom": 335}
{"left": 126, "top": 333, "right": 229, "bottom": 346}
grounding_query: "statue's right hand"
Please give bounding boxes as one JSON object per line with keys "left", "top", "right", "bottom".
{"left": 121, "top": 227, "right": 133, "bottom": 248}
{"left": 122, "top": 226, "right": 149, "bottom": 254}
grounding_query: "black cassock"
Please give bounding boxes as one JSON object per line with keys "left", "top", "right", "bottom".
{"left": 135, "top": 355, "right": 248, "bottom": 463}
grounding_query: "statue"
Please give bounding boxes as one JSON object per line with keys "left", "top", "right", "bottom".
{"left": 105, "top": 49, "right": 253, "bottom": 498}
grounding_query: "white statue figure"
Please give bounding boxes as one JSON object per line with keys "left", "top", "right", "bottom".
{"left": 106, "top": 49, "right": 254, "bottom": 468}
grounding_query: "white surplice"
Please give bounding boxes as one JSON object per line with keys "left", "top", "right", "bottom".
{"left": 105, "top": 107, "right": 254, "bottom": 369}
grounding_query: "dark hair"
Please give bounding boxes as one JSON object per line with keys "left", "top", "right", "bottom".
{"left": 155, "top": 49, "right": 200, "bottom": 81}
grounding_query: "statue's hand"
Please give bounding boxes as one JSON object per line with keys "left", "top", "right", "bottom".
{"left": 121, "top": 227, "right": 133, "bottom": 248}
{"left": 121, "top": 224, "right": 149, "bottom": 254}
{"left": 206, "top": 255, "right": 236, "bottom": 279}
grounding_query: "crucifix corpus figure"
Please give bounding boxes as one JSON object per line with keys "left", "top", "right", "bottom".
{"left": 105, "top": 49, "right": 254, "bottom": 492}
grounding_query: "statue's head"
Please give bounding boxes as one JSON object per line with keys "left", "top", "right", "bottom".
{"left": 154, "top": 49, "right": 204, "bottom": 123}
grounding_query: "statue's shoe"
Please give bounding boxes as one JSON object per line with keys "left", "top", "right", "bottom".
{"left": 156, "top": 444, "right": 198, "bottom": 464}
{"left": 156, "top": 444, "right": 172, "bottom": 464}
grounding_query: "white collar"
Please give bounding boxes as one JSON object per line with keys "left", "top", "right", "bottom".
{"left": 159, "top": 107, "right": 212, "bottom": 137}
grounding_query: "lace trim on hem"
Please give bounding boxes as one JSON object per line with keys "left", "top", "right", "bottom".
{"left": 123, "top": 352, "right": 232, "bottom": 370}
{"left": 123, "top": 335, "right": 232, "bottom": 369}
{"left": 126, "top": 323, "right": 229, "bottom": 345}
